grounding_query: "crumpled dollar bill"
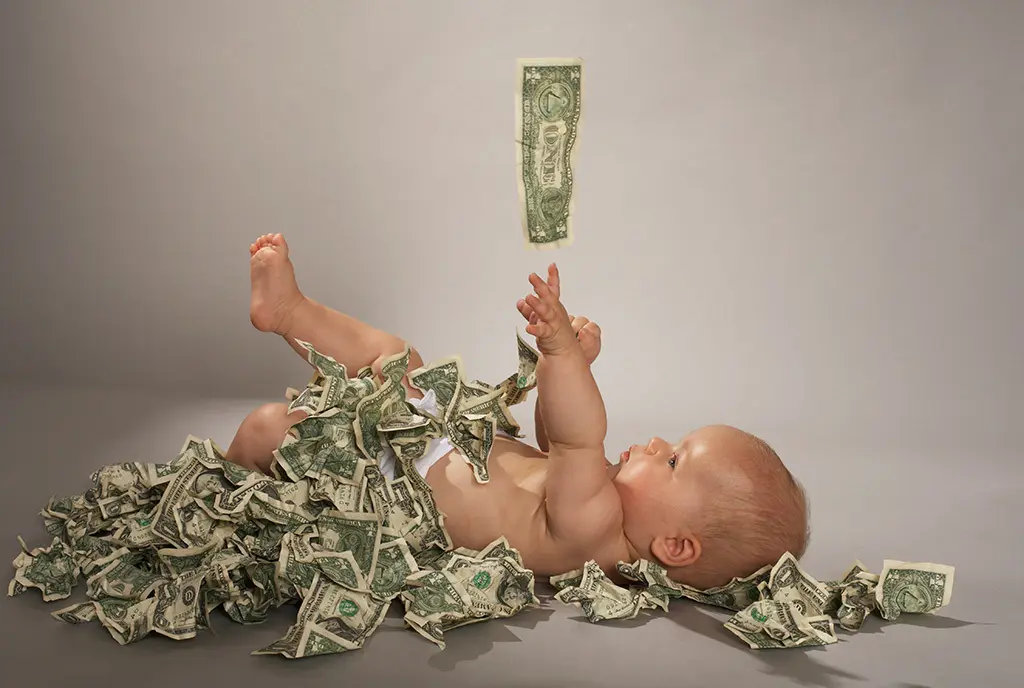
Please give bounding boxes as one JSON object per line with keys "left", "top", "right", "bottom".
{"left": 560, "top": 552, "right": 954, "bottom": 650}
{"left": 8, "top": 332, "right": 954, "bottom": 655}
{"left": 9, "top": 335, "right": 541, "bottom": 658}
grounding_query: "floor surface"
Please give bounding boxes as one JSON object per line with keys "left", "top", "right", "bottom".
{"left": 0, "top": 384, "right": 1017, "bottom": 688}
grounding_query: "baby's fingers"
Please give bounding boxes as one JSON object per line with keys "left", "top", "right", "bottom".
{"left": 516, "top": 298, "right": 535, "bottom": 322}
{"left": 524, "top": 294, "right": 556, "bottom": 322}
{"left": 569, "top": 315, "right": 590, "bottom": 335}
{"left": 524, "top": 320, "right": 550, "bottom": 338}
{"left": 546, "top": 263, "right": 560, "bottom": 298}
{"left": 516, "top": 298, "right": 541, "bottom": 325}
{"left": 528, "top": 272, "right": 558, "bottom": 303}
{"left": 581, "top": 321, "right": 601, "bottom": 339}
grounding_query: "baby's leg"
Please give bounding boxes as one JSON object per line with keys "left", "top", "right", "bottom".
{"left": 223, "top": 403, "right": 306, "bottom": 473}
{"left": 248, "top": 233, "right": 424, "bottom": 391}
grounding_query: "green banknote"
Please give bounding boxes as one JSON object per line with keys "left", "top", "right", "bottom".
{"left": 516, "top": 58, "right": 583, "bottom": 250}
{"left": 8, "top": 333, "right": 957, "bottom": 657}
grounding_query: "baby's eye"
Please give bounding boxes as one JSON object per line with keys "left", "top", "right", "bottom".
{"left": 668, "top": 454, "right": 678, "bottom": 468}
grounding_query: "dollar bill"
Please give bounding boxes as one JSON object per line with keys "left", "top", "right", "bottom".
{"left": 315, "top": 510, "right": 381, "bottom": 579}
{"left": 8, "top": 536, "right": 80, "bottom": 601}
{"left": 836, "top": 577, "right": 877, "bottom": 631}
{"left": 370, "top": 539, "right": 420, "bottom": 600}
{"left": 313, "top": 550, "right": 369, "bottom": 593}
{"left": 95, "top": 596, "right": 158, "bottom": 645}
{"left": 378, "top": 345, "right": 413, "bottom": 390}
{"left": 399, "top": 570, "right": 473, "bottom": 648}
{"left": 725, "top": 599, "right": 837, "bottom": 650}
{"left": 295, "top": 338, "right": 348, "bottom": 379}
{"left": 407, "top": 356, "right": 465, "bottom": 418}
{"left": 516, "top": 58, "right": 583, "bottom": 250}
{"left": 766, "top": 552, "right": 832, "bottom": 617}
{"left": 875, "top": 560, "right": 955, "bottom": 621}
{"left": 151, "top": 568, "right": 207, "bottom": 640}
{"left": 479, "top": 536, "right": 524, "bottom": 566}
{"left": 577, "top": 552, "right": 955, "bottom": 651}
{"left": 287, "top": 384, "right": 321, "bottom": 416}
{"left": 50, "top": 601, "right": 100, "bottom": 625}
{"left": 614, "top": 557, "right": 769, "bottom": 612}
{"left": 496, "top": 329, "right": 540, "bottom": 409}
{"left": 445, "top": 553, "right": 539, "bottom": 618}
{"left": 85, "top": 550, "right": 168, "bottom": 601}
{"left": 8, "top": 336, "right": 958, "bottom": 657}
{"left": 554, "top": 561, "right": 665, "bottom": 622}
{"left": 456, "top": 416, "right": 497, "bottom": 483}
{"left": 462, "top": 386, "right": 520, "bottom": 445}
{"left": 353, "top": 377, "right": 408, "bottom": 463}
{"left": 253, "top": 572, "right": 389, "bottom": 658}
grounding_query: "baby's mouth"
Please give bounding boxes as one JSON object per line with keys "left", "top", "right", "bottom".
{"left": 620, "top": 450, "right": 629, "bottom": 463}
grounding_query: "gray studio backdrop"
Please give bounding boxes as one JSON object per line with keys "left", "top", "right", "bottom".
{"left": 1, "top": 2, "right": 1022, "bottom": 686}
{"left": 2, "top": 1, "right": 1020, "bottom": 449}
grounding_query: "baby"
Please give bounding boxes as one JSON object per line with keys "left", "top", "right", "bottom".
{"left": 226, "top": 233, "right": 810, "bottom": 590}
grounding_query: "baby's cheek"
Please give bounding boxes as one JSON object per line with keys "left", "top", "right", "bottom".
{"left": 625, "top": 460, "right": 656, "bottom": 485}
{"left": 617, "top": 465, "right": 654, "bottom": 501}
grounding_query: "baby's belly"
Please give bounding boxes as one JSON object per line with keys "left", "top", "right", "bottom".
{"left": 424, "top": 437, "right": 564, "bottom": 572}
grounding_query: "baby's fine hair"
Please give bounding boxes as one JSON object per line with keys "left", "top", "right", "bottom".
{"left": 688, "top": 434, "right": 811, "bottom": 589}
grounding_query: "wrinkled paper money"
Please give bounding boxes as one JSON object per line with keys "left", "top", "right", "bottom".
{"left": 516, "top": 57, "right": 583, "bottom": 250}
{"left": 9, "top": 334, "right": 541, "bottom": 657}
{"left": 9, "top": 330, "right": 954, "bottom": 655}
{"left": 558, "top": 552, "right": 954, "bottom": 650}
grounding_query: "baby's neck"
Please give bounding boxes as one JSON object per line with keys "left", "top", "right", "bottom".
{"left": 621, "top": 536, "right": 643, "bottom": 568}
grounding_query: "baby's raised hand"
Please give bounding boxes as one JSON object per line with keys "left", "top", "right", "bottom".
{"left": 516, "top": 263, "right": 578, "bottom": 356}
{"left": 568, "top": 315, "right": 602, "bottom": 365}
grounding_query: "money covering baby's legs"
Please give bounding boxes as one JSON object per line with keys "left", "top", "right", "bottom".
{"left": 249, "top": 232, "right": 420, "bottom": 374}
{"left": 224, "top": 402, "right": 307, "bottom": 473}
{"left": 278, "top": 297, "right": 422, "bottom": 375}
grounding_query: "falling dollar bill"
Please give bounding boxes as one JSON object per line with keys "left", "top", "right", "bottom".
{"left": 516, "top": 57, "right": 583, "bottom": 250}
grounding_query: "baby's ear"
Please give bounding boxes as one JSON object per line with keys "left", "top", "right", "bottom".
{"left": 651, "top": 534, "right": 701, "bottom": 569}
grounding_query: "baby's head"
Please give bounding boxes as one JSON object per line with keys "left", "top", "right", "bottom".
{"left": 611, "top": 424, "right": 809, "bottom": 590}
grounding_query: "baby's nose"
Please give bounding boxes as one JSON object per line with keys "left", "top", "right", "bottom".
{"left": 647, "top": 437, "right": 668, "bottom": 453}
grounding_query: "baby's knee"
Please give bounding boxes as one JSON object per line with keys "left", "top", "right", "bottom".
{"left": 250, "top": 402, "right": 307, "bottom": 439}
{"left": 229, "top": 402, "right": 305, "bottom": 473}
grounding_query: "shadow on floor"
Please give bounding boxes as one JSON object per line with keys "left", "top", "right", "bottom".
{"left": 556, "top": 593, "right": 985, "bottom": 688}
{"left": 421, "top": 587, "right": 559, "bottom": 671}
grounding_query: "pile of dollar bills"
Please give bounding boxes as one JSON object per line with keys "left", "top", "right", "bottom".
{"left": 553, "top": 554, "right": 954, "bottom": 650}
{"left": 8, "top": 334, "right": 954, "bottom": 656}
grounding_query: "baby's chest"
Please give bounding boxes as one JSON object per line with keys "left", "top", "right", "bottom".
{"left": 425, "top": 450, "right": 545, "bottom": 540}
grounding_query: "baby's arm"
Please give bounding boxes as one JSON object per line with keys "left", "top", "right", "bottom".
{"left": 530, "top": 314, "right": 602, "bottom": 455}
{"left": 517, "top": 265, "right": 619, "bottom": 540}
{"left": 534, "top": 348, "right": 607, "bottom": 448}
{"left": 535, "top": 382, "right": 614, "bottom": 464}
{"left": 534, "top": 394, "right": 550, "bottom": 453}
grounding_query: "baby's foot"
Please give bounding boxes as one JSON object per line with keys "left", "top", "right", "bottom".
{"left": 249, "top": 233, "right": 304, "bottom": 334}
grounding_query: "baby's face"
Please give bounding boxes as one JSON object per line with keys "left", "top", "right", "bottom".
{"left": 610, "top": 434, "right": 698, "bottom": 536}
{"left": 610, "top": 426, "right": 752, "bottom": 541}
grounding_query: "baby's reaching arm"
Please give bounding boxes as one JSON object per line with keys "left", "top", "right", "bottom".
{"left": 532, "top": 314, "right": 603, "bottom": 454}
{"left": 534, "top": 394, "right": 550, "bottom": 453}
{"left": 535, "top": 346, "right": 606, "bottom": 448}
{"left": 517, "top": 267, "right": 607, "bottom": 449}
{"left": 517, "top": 265, "right": 620, "bottom": 541}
